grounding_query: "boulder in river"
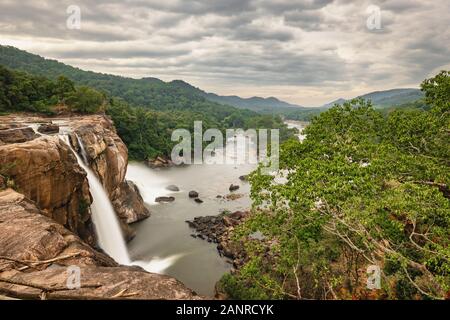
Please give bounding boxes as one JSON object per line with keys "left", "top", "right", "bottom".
{"left": 166, "top": 185, "right": 180, "bottom": 192}
{"left": 37, "top": 123, "right": 59, "bottom": 134}
{"left": 229, "top": 184, "right": 240, "bottom": 192}
{"left": 147, "top": 156, "right": 174, "bottom": 169}
{"left": 239, "top": 175, "right": 249, "bottom": 182}
{"left": 189, "top": 190, "right": 199, "bottom": 198}
{"left": 155, "top": 196, "right": 175, "bottom": 203}
{"left": 225, "top": 193, "right": 243, "bottom": 201}
{"left": 194, "top": 198, "right": 204, "bottom": 204}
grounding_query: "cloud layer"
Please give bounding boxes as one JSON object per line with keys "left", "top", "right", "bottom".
{"left": 1, "top": 0, "right": 449, "bottom": 106}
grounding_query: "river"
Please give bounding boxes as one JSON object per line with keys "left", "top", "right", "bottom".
{"left": 125, "top": 121, "right": 307, "bottom": 297}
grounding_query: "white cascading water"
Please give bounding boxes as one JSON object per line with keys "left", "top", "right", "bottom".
{"left": 60, "top": 133, "right": 183, "bottom": 273}
{"left": 60, "top": 135, "right": 130, "bottom": 265}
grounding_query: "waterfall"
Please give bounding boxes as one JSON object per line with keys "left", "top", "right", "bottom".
{"left": 60, "top": 135, "right": 130, "bottom": 265}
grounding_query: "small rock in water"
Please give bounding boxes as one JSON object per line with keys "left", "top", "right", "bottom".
{"left": 239, "top": 175, "right": 249, "bottom": 182}
{"left": 194, "top": 198, "right": 204, "bottom": 204}
{"left": 166, "top": 185, "right": 180, "bottom": 192}
{"left": 189, "top": 191, "right": 199, "bottom": 198}
{"left": 229, "top": 184, "right": 240, "bottom": 192}
{"left": 38, "top": 123, "right": 59, "bottom": 134}
{"left": 226, "top": 193, "right": 244, "bottom": 201}
{"left": 155, "top": 196, "right": 175, "bottom": 203}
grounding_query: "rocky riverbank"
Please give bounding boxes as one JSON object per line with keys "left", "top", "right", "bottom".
{"left": 0, "top": 113, "right": 198, "bottom": 300}
{"left": 186, "top": 211, "right": 249, "bottom": 269}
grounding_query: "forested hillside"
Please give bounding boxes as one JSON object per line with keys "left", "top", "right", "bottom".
{"left": 219, "top": 71, "right": 450, "bottom": 300}
{"left": 321, "top": 89, "right": 425, "bottom": 110}
{"left": 0, "top": 48, "right": 295, "bottom": 160}
{"left": 0, "top": 46, "right": 321, "bottom": 121}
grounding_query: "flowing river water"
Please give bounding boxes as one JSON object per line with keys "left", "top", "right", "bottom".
{"left": 126, "top": 121, "right": 307, "bottom": 296}
{"left": 126, "top": 138, "right": 257, "bottom": 296}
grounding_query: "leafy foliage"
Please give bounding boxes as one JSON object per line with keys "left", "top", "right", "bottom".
{"left": 220, "top": 72, "right": 450, "bottom": 300}
{"left": 0, "top": 65, "right": 105, "bottom": 114}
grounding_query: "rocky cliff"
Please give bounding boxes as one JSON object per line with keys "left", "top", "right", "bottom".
{"left": 0, "top": 114, "right": 149, "bottom": 243}
{"left": 0, "top": 189, "right": 198, "bottom": 299}
{"left": 68, "top": 115, "right": 150, "bottom": 239}
{"left": 0, "top": 131, "right": 96, "bottom": 246}
{"left": 0, "top": 114, "right": 196, "bottom": 300}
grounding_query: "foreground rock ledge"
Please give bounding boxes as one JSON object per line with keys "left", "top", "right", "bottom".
{"left": 0, "top": 189, "right": 200, "bottom": 300}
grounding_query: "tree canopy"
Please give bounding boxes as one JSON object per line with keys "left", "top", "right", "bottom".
{"left": 219, "top": 71, "right": 450, "bottom": 300}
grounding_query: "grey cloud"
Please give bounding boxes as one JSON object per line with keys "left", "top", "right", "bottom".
{"left": 0, "top": 0, "right": 449, "bottom": 105}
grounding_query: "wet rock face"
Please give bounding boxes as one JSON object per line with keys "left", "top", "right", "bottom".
{"left": 37, "top": 123, "right": 59, "bottom": 134}
{"left": 187, "top": 211, "right": 249, "bottom": 262}
{"left": 189, "top": 191, "right": 199, "bottom": 198}
{"left": 113, "top": 180, "right": 150, "bottom": 224}
{"left": 0, "top": 189, "right": 114, "bottom": 267}
{"left": 0, "top": 114, "right": 149, "bottom": 244}
{"left": 0, "top": 189, "right": 200, "bottom": 300}
{"left": 166, "top": 185, "right": 180, "bottom": 192}
{"left": 0, "top": 136, "right": 96, "bottom": 246}
{"left": 147, "top": 156, "right": 174, "bottom": 169}
{"left": 155, "top": 196, "right": 175, "bottom": 203}
{"left": 69, "top": 116, "right": 149, "bottom": 227}
{"left": 0, "top": 127, "right": 38, "bottom": 145}
{"left": 71, "top": 117, "right": 128, "bottom": 198}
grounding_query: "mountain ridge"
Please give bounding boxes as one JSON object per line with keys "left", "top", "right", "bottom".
{"left": 0, "top": 45, "right": 304, "bottom": 112}
{"left": 169, "top": 79, "right": 305, "bottom": 110}
{"left": 320, "top": 88, "right": 424, "bottom": 109}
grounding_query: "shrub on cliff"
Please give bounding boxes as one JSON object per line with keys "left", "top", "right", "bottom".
{"left": 65, "top": 86, "right": 106, "bottom": 114}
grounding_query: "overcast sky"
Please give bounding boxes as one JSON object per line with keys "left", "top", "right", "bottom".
{"left": 1, "top": 0, "right": 449, "bottom": 106}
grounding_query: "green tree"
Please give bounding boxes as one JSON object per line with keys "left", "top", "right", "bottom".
{"left": 66, "top": 86, "right": 105, "bottom": 113}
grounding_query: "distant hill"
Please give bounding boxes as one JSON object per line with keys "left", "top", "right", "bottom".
{"left": 0, "top": 45, "right": 305, "bottom": 115}
{"left": 320, "top": 98, "right": 347, "bottom": 109}
{"left": 321, "top": 89, "right": 424, "bottom": 109}
{"left": 170, "top": 80, "right": 304, "bottom": 111}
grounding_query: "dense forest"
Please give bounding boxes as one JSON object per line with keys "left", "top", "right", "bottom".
{"left": 219, "top": 71, "right": 450, "bottom": 300}
{"left": 0, "top": 62, "right": 295, "bottom": 160}
{"left": 0, "top": 45, "right": 325, "bottom": 121}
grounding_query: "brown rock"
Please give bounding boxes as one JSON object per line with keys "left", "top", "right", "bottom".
{"left": 0, "top": 127, "right": 38, "bottom": 144}
{"left": 0, "top": 189, "right": 200, "bottom": 300}
{"left": 0, "top": 175, "right": 5, "bottom": 189}
{"left": 112, "top": 181, "right": 150, "bottom": 224}
{"left": 0, "top": 189, "right": 114, "bottom": 267}
{"left": 67, "top": 115, "right": 149, "bottom": 230}
{"left": 225, "top": 193, "right": 244, "bottom": 201}
{"left": 229, "top": 211, "right": 247, "bottom": 220}
{"left": 37, "top": 124, "right": 59, "bottom": 134}
{"left": 189, "top": 191, "right": 199, "bottom": 198}
{"left": 0, "top": 136, "right": 95, "bottom": 246}
{"left": 229, "top": 184, "right": 240, "bottom": 192}
{"left": 155, "top": 196, "right": 175, "bottom": 203}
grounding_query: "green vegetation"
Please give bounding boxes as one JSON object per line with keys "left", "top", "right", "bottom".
{"left": 0, "top": 65, "right": 105, "bottom": 114}
{"left": 219, "top": 71, "right": 450, "bottom": 300}
{"left": 0, "top": 45, "right": 296, "bottom": 160}
{"left": 108, "top": 98, "right": 295, "bottom": 160}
